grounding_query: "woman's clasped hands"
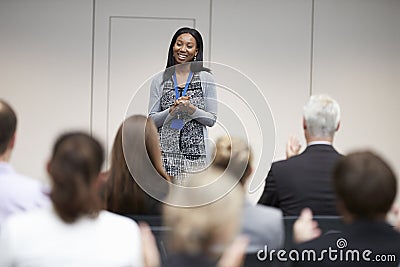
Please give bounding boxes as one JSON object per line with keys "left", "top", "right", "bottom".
{"left": 169, "top": 95, "right": 196, "bottom": 115}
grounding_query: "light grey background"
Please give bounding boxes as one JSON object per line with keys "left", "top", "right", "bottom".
{"left": 1, "top": 0, "right": 399, "bottom": 203}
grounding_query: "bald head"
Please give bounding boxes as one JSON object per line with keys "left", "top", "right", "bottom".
{"left": 0, "top": 100, "right": 17, "bottom": 155}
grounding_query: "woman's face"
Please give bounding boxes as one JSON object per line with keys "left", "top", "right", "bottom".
{"left": 173, "top": 33, "right": 198, "bottom": 64}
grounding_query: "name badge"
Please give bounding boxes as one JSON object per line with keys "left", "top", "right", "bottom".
{"left": 171, "top": 119, "right": 184, "bottom": 130}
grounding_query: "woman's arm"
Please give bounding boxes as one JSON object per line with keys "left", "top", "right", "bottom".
{"left": 148, "top": 75, "right": 170, "bottom": 128}
{"left": 188, "top": 71, "right": 217, "bottom": 127}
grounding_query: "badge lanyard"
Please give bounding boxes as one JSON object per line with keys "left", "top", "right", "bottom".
{"left": 173, "top": 71, "right": 193, "bottom": 99}
{"left": 171, "top": 71, "right": 192, "bottom": 130}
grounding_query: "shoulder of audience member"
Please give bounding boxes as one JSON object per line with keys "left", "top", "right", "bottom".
{"left": 252, "top": 204, "right": 283, "bottom": 220}
{"left": 99, "top": 210, "right": 140, "bottom": 229}
{"left": 1, "top": 207, "right": 50, "bottom": 231}
{"left": 271, "top": 154, "right": 303, "bottom": 168}
{"left": 12, "top": 172, "right": 49, "bottom": 194}
{"left": 296, "top": 231, "right": 341, "bottom": 251}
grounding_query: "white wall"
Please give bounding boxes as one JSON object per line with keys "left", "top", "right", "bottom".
{"left": 311, "top": 0, "right": 400, "bottom": 203}
{"left": 212, "top": 0, "right": 312, "bottom": 199}
{"left": 312, "top": 0, "right": 400, "bottom": 169}
{"left": 0, "top": 0, "right": 93, "bottom": 181}
{"left": 1, "top": 0, "right": 399, "bottom": 202}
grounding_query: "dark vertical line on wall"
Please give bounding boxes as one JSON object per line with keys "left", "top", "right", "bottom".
{"left": 90, "top": 0, "right": 96, "bottom": 135}
{"left": 309, "top": 0, "right": 315, "bottom": 96}
{"left": 106, "top": 17, "right": 112, "bottom": 170}
{"left": 208, "top": 0, "right": 213, "bottom": 62}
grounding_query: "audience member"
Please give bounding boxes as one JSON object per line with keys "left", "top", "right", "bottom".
{"left": 140, "top": 222, "right": 161, "bottom": 267}
{"left": 105, "top": 115, "right": 170, "bottom": 215}
{"left": 162, "top": 167, "right": 248, "bottom": 267}
{"left": 0, "top": 99, "right": 49, "bottom": 224}
{"left": 213, "top": 135, "right": 284, "bottom": 252}
{"left": 294, "top": 151, "right": 400, "bottom": 266}
{"left": 391, "top": 205, "right": 400, "bottom": 232}
{"left": 258, "top": 94, "right": 342, "bottom": 215}
{"left": 0, "top": 132, "right": 144, "bottom": 266}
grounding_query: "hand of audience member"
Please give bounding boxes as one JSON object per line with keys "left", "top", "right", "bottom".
{"left": 389, "top": 204, "right": 400, "bottom": 231}
{"left": 217, "top": 235, "right": 249, "bottom": 267}
{"left": 293, "top": 208, "right": 321, "bottom": 244}
{"left": 395, "top": 208, "right": 400, "bottom": 232}
{"left": 286, "top": 135, "right": 302, "bottom": 159}
{"left": 139, "top": 222, "right": 161, "bottom": 267}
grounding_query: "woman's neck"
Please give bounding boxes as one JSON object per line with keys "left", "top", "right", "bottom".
{"left": 175, "top": 63, "right": 191, "bottom": 75}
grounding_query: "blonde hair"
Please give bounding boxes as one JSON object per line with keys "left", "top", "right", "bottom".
{"left": 213, "top": 136, "right": 253, "bottom": 185}
{"left": 163, "top": 167, "right": 244, "bottom": 256}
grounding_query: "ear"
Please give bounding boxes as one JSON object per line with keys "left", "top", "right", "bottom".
{"left": 46, "top": 160, "right": 51, "bottom": 174}
{"left": 336, "top": 121, "right": 341, "bottom": 132}
{"left": 241, "top": 165, "right": 253, "bottom": 187}
{"left": 98, "top": 171, "right": 110, "bottom": 184}
{"left": 247, "top": 165, "right": 253, "bottom": 178}
{"left": 195, "top": 49, "right": 198, "bottom": 56}
{"left": 8, "top": 133, "right": 16, "bottom": 149}
{"left": 94, "top": 171, "right": 109, "bottom": 191}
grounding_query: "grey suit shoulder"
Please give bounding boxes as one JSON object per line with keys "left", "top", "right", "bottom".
{"left": 241, "top": 201, "right": 284, "bottom": 253}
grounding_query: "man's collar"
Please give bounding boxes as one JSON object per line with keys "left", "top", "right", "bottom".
{"left": 307, "top": 141, "right": 332, "bottom": 146}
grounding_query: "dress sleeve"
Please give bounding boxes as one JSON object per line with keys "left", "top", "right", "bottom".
{"left": 148, "top": 74, "right": 170, "bottom": 128}
{"left": 189, "top": 71, "right": 217, "bottom": 127}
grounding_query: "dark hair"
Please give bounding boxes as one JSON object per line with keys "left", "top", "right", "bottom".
{"left": 49, "top": 132, "right": 104, "bottom": 223}
{"left": 163, "top": 27, "right": 210, "bottom": 81}
{"left": 333, "top": 151, "right": 397, "bottom": 219}
{"left": 0, "top": 100, "right": 17, "bottom": 154}
{"left": 106, "top": 115, "right": 169, "bottom": 214}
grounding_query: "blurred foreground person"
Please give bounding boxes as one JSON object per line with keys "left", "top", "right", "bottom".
{"left": 0, "top": 99, "right": 49, "bottom": 223}
{"left": 294, "top": 151, "right": 400, "bottom": 266}
{"left": 162, "top": 167, "right": 248, "bottom": 267}
{"left": 213, "top": 136, "right": 284, "bottom": 252}
{"left": 0, "top": 132, "right": 144, "bottom": 267}
{"left": 105, "top": 115, "right": 170, "bottom": 216}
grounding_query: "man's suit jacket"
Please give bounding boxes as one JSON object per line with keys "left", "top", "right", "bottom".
{"left": 241, "top": 200, "right": 284, "bottom": 252}
{"left": 294, "top": 220, "right": 400, "bottom": 267}
{"left": 258, "top": 144, "right": 342, "bottom": 216}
